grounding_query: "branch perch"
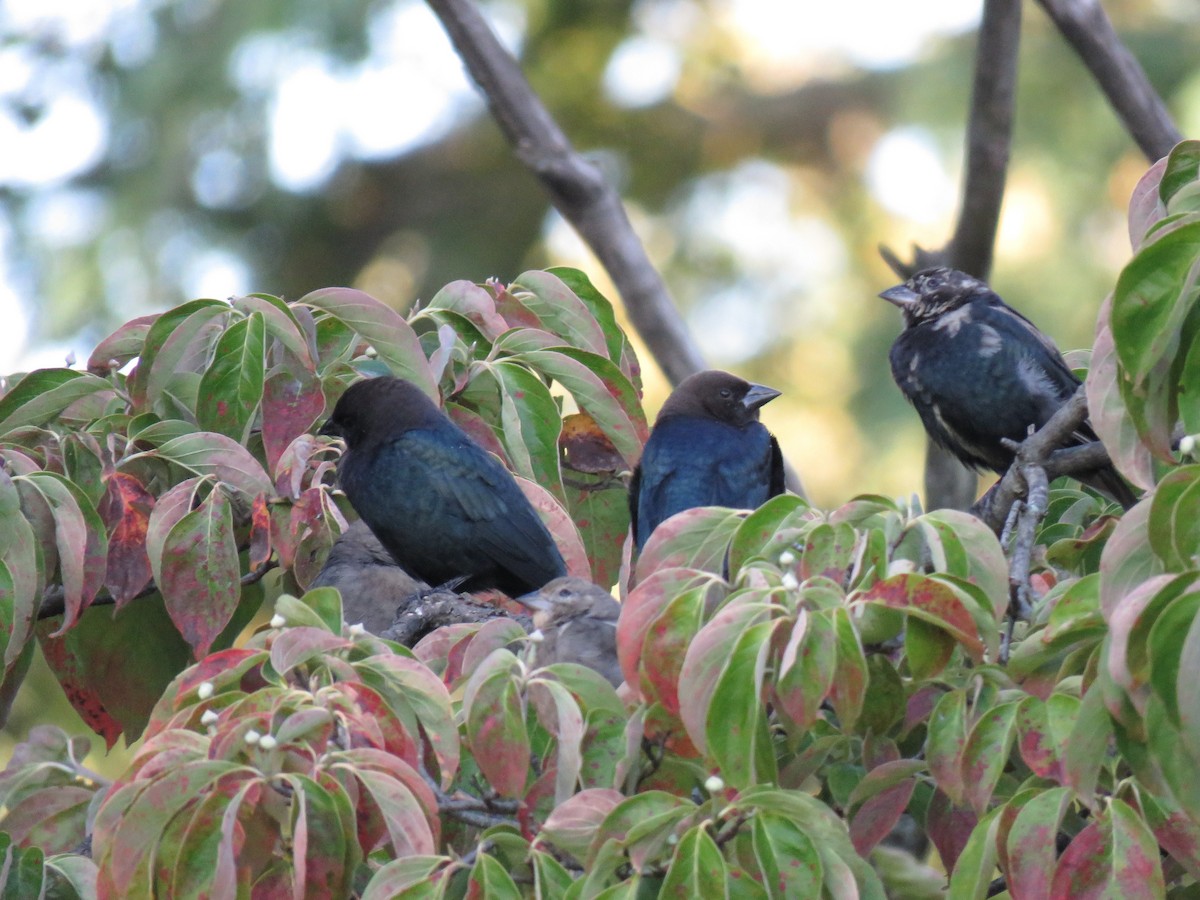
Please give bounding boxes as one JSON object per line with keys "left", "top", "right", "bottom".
{"left": 424, "top": 0, "right": 705, "bottom": 386}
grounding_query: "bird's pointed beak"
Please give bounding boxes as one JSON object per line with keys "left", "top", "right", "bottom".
{"left": 513, "top": 591, "right": 551, "bottom": 612}
{"left": 742, "top": 383, "right": 781, "bottom": 411}
{"left": 879, "top": 284, "right": 921, "bottom": 308}
{"left": 318, "top": 419, "right": 337, "bottom": 437}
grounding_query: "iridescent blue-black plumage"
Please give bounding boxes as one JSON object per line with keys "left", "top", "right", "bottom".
{"left": 321, "top": 377, "right": 567, "bottom": 595}
{"left": 881, "top": 267, "right": 1135, "bottom": 508}
{"left": 630, "top": 370, "right": 785, "bottom": 549}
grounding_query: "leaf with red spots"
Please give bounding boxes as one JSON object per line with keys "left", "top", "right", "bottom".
{"left": 705, "top": 616, "right": 779, "bottom": 789}
{"left": 1016, "top": 693, "right": 1079, "bottom": 782}
{"left": 635, "top": 507, "right": 744, "bottom": 582}
{"left": 138, "top": 431, "right": 272, "bottom": 499}
{"left": 0, "top": 471, "right": 40, "bottom": 670}
{"left": 196, "top": 311, "right": 266, "bottom": 443}
{"left": 98, "top": 472, "right": 155, "bottom": 609}
{"left": 1003, "top": 786, "right": 1070, "bottom": 899}
{"left": 827, "top": 607, "right": 867, "bottom": 731}
{"left": 858, "top": 573, "right": 986, "bottom": 661}
{"left": 1050, "top": 799, "right": 1164, "bottom": 899}
{"left": 0, "top": 369, "right": 114, "bottom": 436}
{"left": 773, "top": 608, "right": 836, "bottom": 730}
{"left": 426, "top": 279, "right": 510, "bottom": 341}
{"left": 462, "top": 650, "right": 530, "bottom": 798}
{"left": 158, "top": 485, "right": 240, "bottom": 659}
{"left": 961, "top": 701, "right": 1020, "bottom": 816}
{"left": 261, "top": 367, "right": 326, "bottom": 474}
{"left": 17, "top": 470, "right": 108, "bottom": 635}
{"left": 848, "top": 760, "right": 920, "bottom": 856}
{"left": 248, "top": 493, "right": 271, "bottom": 571}
{"left": 925, "top": 789, "right": 978, "bottom": 875}
{"left": 514, "top": 475, "right": 590, "bottom": 581}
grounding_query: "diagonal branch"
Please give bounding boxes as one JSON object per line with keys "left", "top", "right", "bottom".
{"left": 1035, "top": 0, "right": 1182, "bottom": 161}
{"left": 424, "top": 0, "right": 706, "bottom": 386}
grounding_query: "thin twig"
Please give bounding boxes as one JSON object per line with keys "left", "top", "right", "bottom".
{"left": 423, "top": 0, "right": 705, "bottom": 386}
{"left": 1035, "top": 0, "right": 1182, "bottom": 161}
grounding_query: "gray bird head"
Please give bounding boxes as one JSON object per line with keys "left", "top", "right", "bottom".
{"left": 659, "top": 370, "right": 781, "bottom": 428}
{"left": 514, "top": 576, "right": 620, "bottom": 629}
{"left": 880, "top": 267, "right": 989, "bottom": 328}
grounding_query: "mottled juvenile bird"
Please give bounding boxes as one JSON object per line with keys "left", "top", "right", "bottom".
{"left": 881, "top": 267, "right": 1135, "bottom": 507}
{"left": 320, "top": 377, "right": 567, "bottom": 595}
{"left": 514, "top": 576, "right": 622, "bottom": 686}
{"left": 310, "top": 521, "right": 426, "bottom": 634}
{"left": 630, "top": 369, "right": 785, "bottom": 550}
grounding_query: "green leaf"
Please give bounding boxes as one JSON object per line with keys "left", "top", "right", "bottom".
{"left": 1148, "top": 464, "right": 1200, "bottom": 569}
{"left": 546, "top": 266, "right": 640, "bottom": 382}
{"left": 945, "top": 805, "right": 1002, "bottom": 900}
{"left": 462, "top": 650, "right": 530, "bottom": 797}
{"left": 361, "top": 857, "right": 448, "bottom": 900}
{"left": 707, "top": 619, "right": 778, "bottom": 789}
{"left": 927, "top": 690, "right": 968, "bottom": 806}
{"left": 196, "top": 311, "right": 267, "bottom": 443}
{"left": 511, "top": 270, "right": 611, "bottom": 358}
{"left": 299, "top": 287, "right": 437, "bottom": 398}
{"left": 0, "top": 471, "right": 40, "bottom": 669}
{"left": 961, "top": 701, "right": 1020, "bottom": 816}
{"left": 828, "top": 607, "right": 868, "bottom": 732}
{"left": 129, "top": 299, "right": 231, "bottom": 412}
{"left": 742, "top": 811, "right": 823, "bottom": 900}
{"left": 773, "top": 608, "right": 836, "bottom": 731}
{"left": 485, "top": 360, "right": 565, "bottom": 500}
{"left": 1160, "top": 139, "right": 1200, "bottom": 206}
{"left": 659, "top": 826, "right": 729, "bottom": 899}
{"left": 135, "top": 431, "right": 272, "bottom": 498}
{"left": 1087, "top": 300, "right": 1155, "bottom": 489}
{"left": 0, "top": 369, "right": 114, "bottom": 436}
{"left": 1050, "top": 799, "right": 1165, "bottom": 899}
{"left": 1005, "top": 787, "right": 1070, "bottom": 900}
{"left": 635, "top": 507, "right": 744, "bottom": 581}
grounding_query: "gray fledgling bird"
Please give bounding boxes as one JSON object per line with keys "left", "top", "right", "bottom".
{"left": 310, "top": 521, "right": 427, "bottom": 634}
{"left": 514, "top": 576, "right": 622, "bottom": 687}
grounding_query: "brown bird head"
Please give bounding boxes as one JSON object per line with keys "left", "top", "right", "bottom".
{"left": 514, "top": 576, "right": 623, "bottom": 687}
{"left": 657, "top": 369, "right": 781, "bottom": 428}
{"left": 514, "top": 576, "right": 620, "bottom": 630}
{"left": 319, "top": 376, "right": 445, "bottom": 449}
{"left": 879, "top": 266, "right": 990, "bottom": 329}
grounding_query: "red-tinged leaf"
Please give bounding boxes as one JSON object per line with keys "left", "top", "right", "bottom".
{"left": 485, "top": 361, "right": 566, "bottom": 500}
{"left": 249, "top": 493, "right": 271, "bottom": 571}
{"left": 289, "top": 486, "right": 344, "bottom": 589}
{"left": 513, "top": 475, "right": 590, "bottom": 580}
{"left": 1105, "top": 573, "right": 1178, "bottom": 717}
{"left": 529, "top": 677, "right": 586, "bottom": 805}
{"left": 1128, "top": 156, "right": 1168, "bottom": 247}
{"left": 828, "top": 606, "right": 868, "bottom": 731}
{"left": 427, "top": 279, "right": 509, "bottom": 340}
{"left": 560, "top": 411, "right": 625, "bottom": 475}
{"left": 927, "top": 689, "right": 968, "bottom": 805}
{"left": 639, "top": 584, "right": 708, "bottom": 715}
{"left": 299, "top": 287, "right": 437, "bottom": 398}
{"left": 1098, "top": 498, "right": 1160, "bottom": 620}
{"left": 904, "top": 615, "right": 956, "bottom": 679}
{"left": 848, "top": 759, "right": 925, "bottom": 809}
{"left": 961, "top": 701, "right": 1020, "bottom": 815}
{"left": 87, "top": 313, "right": 157, "bottom": 373}
{"left": 17, "top": 471, "right": 108, "bottom": 635}
{"left": 849, "top": 778, "right": 916, "bottom": 857}
{"left": 35, "top": 621, "right": 122, "bottom": 748}
{"left": 1141, "top": 791, "right": 1200, "bottom": 881}
{"left": 659, "top": 825, "right": 728, "bottom": 899}
{"left": 97, "top": 472, "right": 155, "bottom": 609}
{"left": 616, "top": 567, "right": 719, "bottom": 692}
{"left": 1087, "top": 298, "right": 1155, "bottom": 490}
{"left": 1149, "top": 465, "right": 1200, "bottom": 570}
{"left": 1051, "top": 800, "right": 1164, "bottom": 900}
{"left": 288, "top": 773, "right": 360, "bottom": 899}
{"left": 511, "top": 270, "right": 610, "bottom": 358}
{"left": 707, "top": 618, "right": 779, "bottom": 790}
{"left": 233, "top": 293, "right": 316, "bottom": 370}
{"left": 546, "top": 267, "right": 641, "bottom": 381}
{"left": 796, "top": 522, "right": 857, "bottom": 584}
{"left": 361, "top": 857, "right": 449, "bottom": 900}
{"left": 130, "top": 299, "right": 231, "bottom": 410}
{"left": 196, "top": 311, "right": 266, "bottom": 443}
{"left": 0, "top": 472, "right": 40, "bottom": 669}
{"left": 635, "top": 507, "right": 745, "bottom": 582}
{"left": 858, "top": 573, "right": 984, "bottom": 660}
{"left": 506, "top": 345, "right": 648, "bottom": 466}
{"left": 0, "top": 369, "right": 114, "bottom": 436}
{"left": 269, "top": 627, "right": 350, "bottom": 675}
{"left": 348, "top": 768, "right": 436, "bottom": 857}
{"left": 261, "top": 367, "right": 326, "bottom": 473}
{"left": 773, "top": 608, "right": 836, "bottom": 730}
{"left": 565, "top": 475, "right": 629, "bottom": 588}
{"left": 1004, "top": 786, "right": 1070, "bottom": 900}
{"left": 159, "top": 486, "right": 240, "bottom": 658}
{"left": 918, "top": 509, "right": 1008, "bottom": 618}
{"left": 925, "top": 789, "right": 977, "bottom": 875}
{"left": 945, "top": 805, "right": 1001, "bottom": 891}
{"left": 678, "top": 602, "right": 773, "bottom": 754}
{"left": 462, "top": 650, "right": 529, "bottom": 797}
{"left": 537, "top": 787, "right": 624, "bottom": 862}
{"left": 1017, "top": 693, "right": 1079, "bottom": 783}
{"left": 139, "top": 431, "right": 272, "bottom": 498}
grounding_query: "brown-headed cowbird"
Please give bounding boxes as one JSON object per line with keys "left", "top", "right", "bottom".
{"left": 881, "top": 267, "right": 1136, "bottom": 507}
{"left": 514, "top": 576, "right": 622, "bottom": 686}
{"left": 630, "top": 369, "right": 785, "bottom": 549}
{"left": 310, "top": 521, "right": 426, "bottom": 634}
{"left": 320, "top": 377, "right": 568, "bottom": 595}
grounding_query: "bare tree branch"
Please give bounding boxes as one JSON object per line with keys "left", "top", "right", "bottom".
{"left": 424, "top": 0, "right": 705, "bottom": 386}
{"left": 1035, "top": 0, "right": 1182, "bottom": 161}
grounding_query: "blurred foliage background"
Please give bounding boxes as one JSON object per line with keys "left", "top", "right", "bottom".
{"left": 1, "top": 0, "right": 1198, "bottom": 509}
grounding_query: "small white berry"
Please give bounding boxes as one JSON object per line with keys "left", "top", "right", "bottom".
{"left": 528, "top": 629, "right": 545, "bottom": 643}
{"left": 781, "top": 572, "right": 799, "bottom": 591}
{"left": 197, "top": 682, "right": 214, "bottom": 700}
{"left": 1182, "top": 434, "right": 1196, "bottom": 457}
{"left": 245, "top": 729, "right": 262, "bottom": 745}
{"left": 778, "top": 550, "right": 796, "bottom": 566}
{"left": 269, "top": 614, "right": 286, "bottom": 629}
{"left": 887, "top": 558, "right": 917, "bottom": 577}
{"left": 348, "top": 623, "right": 366, "bottom": 637}
{"left": 258, "top": 734, "right": 277, "bottom": 750}
{"left": 704, "top": 774, "right": 725, "bottom": 793}
{"left": 200, "top": 709, "right": 219, "bottom": 726}
{"left": 666, "top": 832, "right": 679, "bottom": 845}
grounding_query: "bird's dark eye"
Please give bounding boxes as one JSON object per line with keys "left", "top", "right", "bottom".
{"left": 558, "top": 588, "right": 571, "bottom": 599}
{"left": 925, "top": 276, "right": 942, "bottom": 290}
{"left": 719, "top": 388, "right": 732, "bottom": 399}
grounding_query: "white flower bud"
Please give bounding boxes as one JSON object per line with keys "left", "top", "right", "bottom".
{"left": 258, "top": 734, "right": 277, "bottom": 750}
{"left": 269, "top": 614, "right": 286, "bottom": 629}
{"left": 781, "top": 572, "right": 799, "bottom": 591}
{"left": 197, "top": 682, "right": 214, "bottom": 700}
{"left": 886, "top": 558, "right": 917, "bottom": 577}
{"left": 1182, "top": 434, "right": 1196, "bottom": 457}
{"left": 200, "top": 709, "right": 219, "bottom": 726}
{"left": 666, "top": 832, "right": 679, "bottom": 845}
{"left": 244, "top": 729, "right": 262, "bottom": 745}
{"left": 704, "top": 774, "right": 725, "bottom": 793}
{"left": 348, "top": 623, "right": 366, "bottom": 637}
{"left": 528, "top": 629, "right": 545, "bottom": 643}
{"left": 778, "top": 550, "right": 796, "bottom": 566}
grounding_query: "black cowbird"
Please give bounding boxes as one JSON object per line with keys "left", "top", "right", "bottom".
{"left": 320, "top": 377, "right": 568, "bottom": 595}
{"left": 630, "top": 369, "right": 785, "bottom": 550}
{"left": 514, "top": 576, "right": 622, "bottom": 686}
{"left": 881, "top": 267, "right": 1135, "bottom": 507}
{"left": 310, "top": 521, "right": 426, "bottom": 634}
